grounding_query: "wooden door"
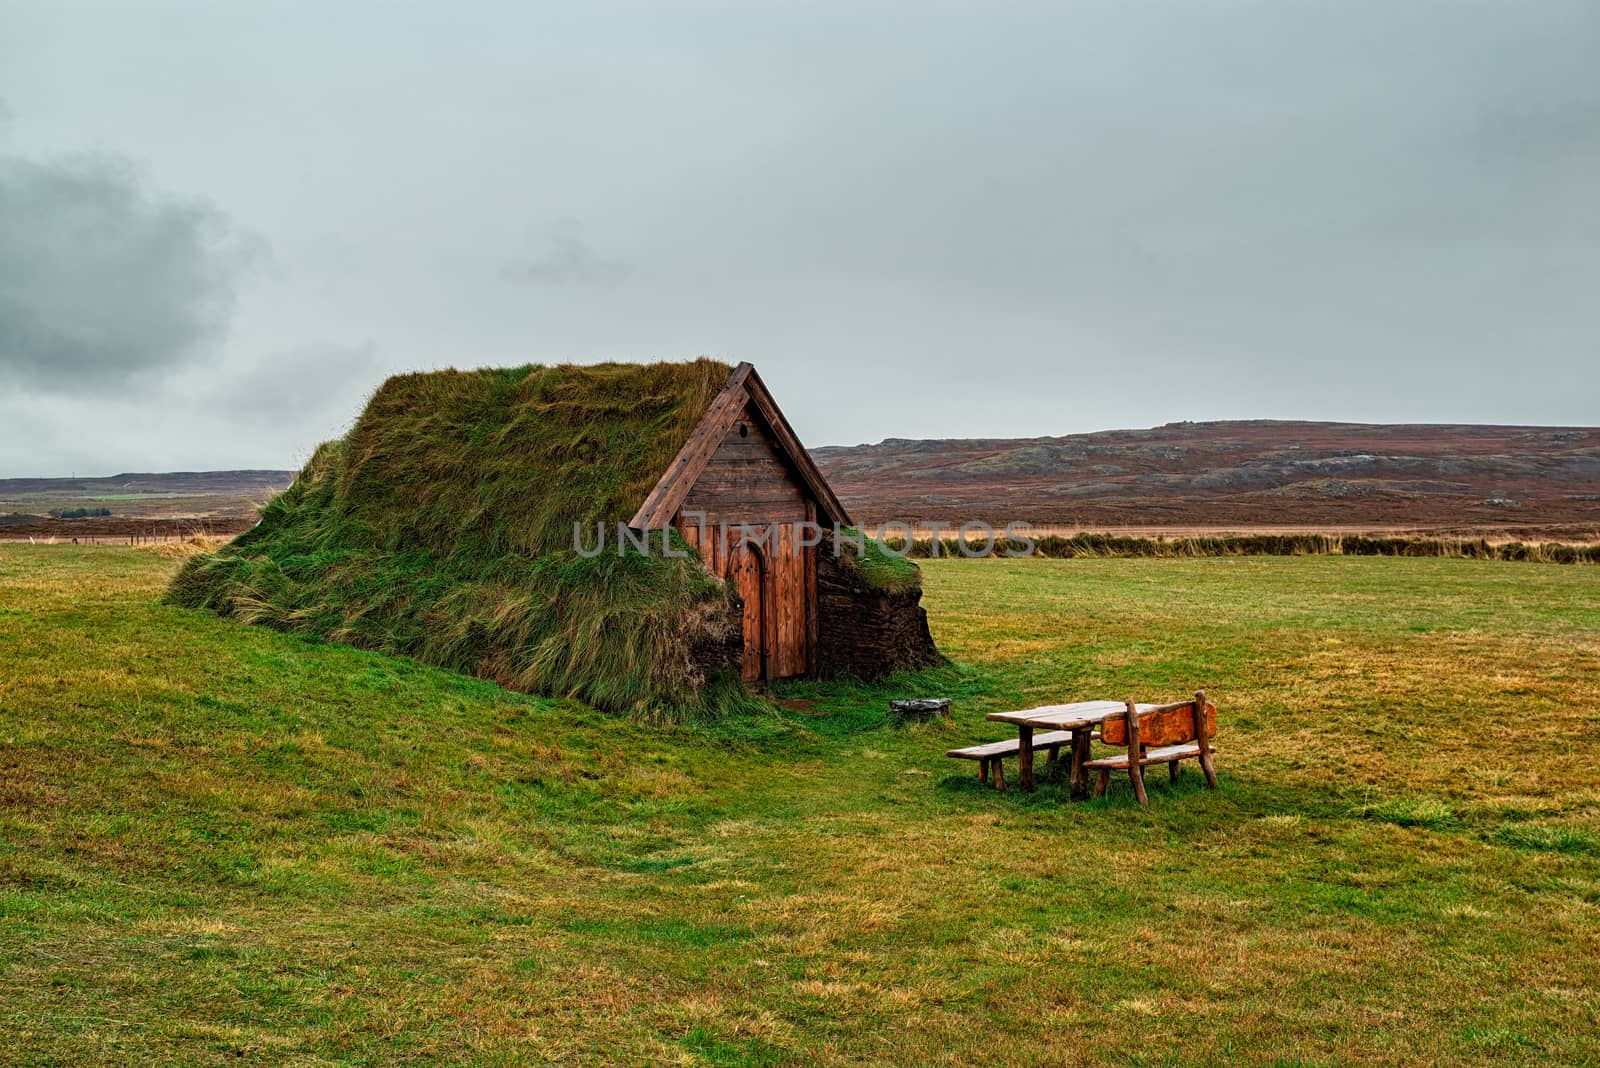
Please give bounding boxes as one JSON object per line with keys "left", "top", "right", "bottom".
{"left": 728, "top": 540, "right": 767, "bottom": 683}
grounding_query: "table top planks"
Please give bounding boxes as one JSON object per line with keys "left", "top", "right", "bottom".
{"left": 986, "top": 700, "right": 1156, "bottom": 730}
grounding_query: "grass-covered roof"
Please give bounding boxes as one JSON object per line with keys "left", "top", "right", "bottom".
{"left": 331, "top": 359, "right": 733, "bottom": 557}
{"left": 167, "top": 360, "right": 753, "bottom": 720}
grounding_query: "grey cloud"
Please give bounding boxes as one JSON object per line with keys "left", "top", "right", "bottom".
{"left": 1475, "top": 103, "right": 1600, "bottom": 162}
{"left": 0, "top": 341, "right": 385, "bottom": 476}
{"left": 0, "top": 152, "right": 257, "bottom": 394}
{"left": 204, "top": 341, "right": 384, "bottom": 427}
{"left": 502, "top": 224, "right": 631, "bottom": 288}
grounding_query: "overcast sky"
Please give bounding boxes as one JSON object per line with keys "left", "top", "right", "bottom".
{"left": 2, "top": 1, "right": 1597, "bottom": 476}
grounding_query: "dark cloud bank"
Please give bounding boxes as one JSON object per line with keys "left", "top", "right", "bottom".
{"left": 0, "top": 140, "right": 378, "bottom": 474}
{"left": 0, "top": 151, "right": 251, "bottom": 392}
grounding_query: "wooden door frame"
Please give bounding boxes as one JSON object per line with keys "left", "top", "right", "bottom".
{"left": 733, "top": 536, "right": 774, "bottom": 684}
{"left": 804, "top": 500, "right": 818, "bottom": 676}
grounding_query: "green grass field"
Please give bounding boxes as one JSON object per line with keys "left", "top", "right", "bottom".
{"left": 2, "top": 547, "right": 1598, "bottom": 1066}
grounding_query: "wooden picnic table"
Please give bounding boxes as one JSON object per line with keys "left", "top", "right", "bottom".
{"left": 987, "top": 700, "right": 1173, "bottom": 798}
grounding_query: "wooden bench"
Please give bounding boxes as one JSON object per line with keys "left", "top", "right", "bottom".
{"left": 1084, "top": 692, "right": 1218, "bottom": 806}
{"left": 985, "top": 701, "right": 1134, "bottom": 797}
{"left": 947, "top": 730, "right": 1078, "bottom": 790}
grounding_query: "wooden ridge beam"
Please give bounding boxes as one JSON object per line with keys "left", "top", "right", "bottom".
{"left": 627, "top": 363, "right": 755, "bottom": 530}
{"left": 739, "top": 366, "right": 853, "bottom": 529}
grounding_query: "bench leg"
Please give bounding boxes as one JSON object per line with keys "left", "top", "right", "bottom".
{"left": 1047, "top": 744, "right": 1061, "bottom": 765}
{"left": 1093, "top": 768, "right": 1109, "bottom": 798}
{"left": 993, "top": 758, "right": 1006, "bottom": 791}
{"left": 1127, "top": 752, "right": 1149, "bottom": 807}
{"left": 1194, "top": 690, "right": 1219, "bottom": 790}
{"left": 1018, "top": 725, "right": 1034, "bottom": 792}
{"left": 979, "top": 758, "right": 990, "bottom": 786}
{"left": 1169, "top": 760, "right": 1180, "bottom": 783}
{"left": 1069, "top": 728, "right": 1090, "bottom": 800}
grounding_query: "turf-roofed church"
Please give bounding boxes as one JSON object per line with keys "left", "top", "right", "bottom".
{"left": 168, "top": 359, "right": 940, "bottom": 718}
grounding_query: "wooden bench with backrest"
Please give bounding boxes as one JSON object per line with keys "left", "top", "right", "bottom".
{"left": 946, "top": 731, "right": 1081, "bottom": 790}
{"left": 1084, "top": 691, "right": 1218, "bottom": 806}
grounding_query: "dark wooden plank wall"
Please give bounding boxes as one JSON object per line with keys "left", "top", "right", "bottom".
{"left": 676, "top": 398, "right": 815, "bottom": 678}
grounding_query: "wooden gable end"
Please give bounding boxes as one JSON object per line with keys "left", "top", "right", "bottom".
{"left": 679, "top": 401, "right": 809, "bottom": 524}
{"left": 627, "top": 362, "right": 843, "bottom": 683}
{"left": 672, "top": 390, "right": 819, "bottom": 681}
{"left": 627, "top": 362, "right": 851, "bottom": 532}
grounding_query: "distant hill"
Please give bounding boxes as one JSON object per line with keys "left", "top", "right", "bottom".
{"left": 9, "top": 421, "right": 1600, "bottom": 539}
{"left": 0, "top": 470, "right": 294, "bottom": 534}
{"left": 0, "top": 470, "right": 294, "bottom": 500}
{"left": 811, "top": 421, "right": 1600, "bottom": 536}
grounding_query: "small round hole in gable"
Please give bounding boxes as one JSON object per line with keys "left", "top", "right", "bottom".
{"left": 739, "top": 423, "right": 749, "bottom": 438}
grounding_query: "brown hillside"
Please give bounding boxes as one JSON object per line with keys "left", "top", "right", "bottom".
{"left": 811, "top": 421, "right": 1600, "bottom": 537}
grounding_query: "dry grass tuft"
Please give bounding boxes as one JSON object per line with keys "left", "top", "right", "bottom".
{"left": 138, "top": 534, "right": 224, "bottom": 559}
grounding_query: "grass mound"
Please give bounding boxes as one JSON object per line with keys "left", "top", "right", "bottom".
{"left": 166, "top": 360, "right": 761, "bottom": 720}
{"left": 833, "top": 527, "right": 922, "bottom": 593}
